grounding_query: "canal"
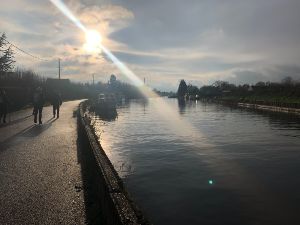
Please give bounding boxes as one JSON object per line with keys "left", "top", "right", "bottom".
{"left": 91, "top": 98, "right": 300, "bottom": 225}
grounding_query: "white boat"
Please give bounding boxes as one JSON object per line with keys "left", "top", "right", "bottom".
{"left": 97, "top": 93, "right": 116, "bottom": 109}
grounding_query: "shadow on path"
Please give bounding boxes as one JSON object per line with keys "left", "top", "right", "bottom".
{"left": 0, "top": 117, "right": 58, "bottom": 153}
{"left": 76, "top": 119, "right": 102, "bottom": 225}
{"left": 22, "top": 117, "right": 58, "bottom": 137}
{"left": 0, "top": 115, "right": 32, "bottom": 128}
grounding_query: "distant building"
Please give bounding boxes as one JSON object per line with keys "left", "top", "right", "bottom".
{"left": 109, "top": 74, "right": 117, "bottom": 84}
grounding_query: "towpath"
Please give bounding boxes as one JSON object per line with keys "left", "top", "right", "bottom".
{"left": 0, "top": 100, "right": 91, "bottom": 225}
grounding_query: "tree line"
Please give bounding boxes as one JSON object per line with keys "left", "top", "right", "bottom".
{"left": 177, "top": 77, "right": 300, "bottom": 104}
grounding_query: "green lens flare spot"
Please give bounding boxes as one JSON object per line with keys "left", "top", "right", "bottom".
{"left": 208, "top": 180, "right": 214, "bottom": 185}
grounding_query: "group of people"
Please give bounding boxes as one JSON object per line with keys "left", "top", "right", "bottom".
{"left": 32, "top": 87, "right": 62, "bottom": 124}
{"left": 0, "top": 87, "right": 62, "bottom": 125}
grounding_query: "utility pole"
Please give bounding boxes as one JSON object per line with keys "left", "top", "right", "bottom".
{"left": 58, "top": 58, "right": 61, "bottom": 79}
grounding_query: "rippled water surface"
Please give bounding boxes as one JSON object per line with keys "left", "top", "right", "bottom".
{"left": 92, "top": 98, "right": 300, "bottom": 225}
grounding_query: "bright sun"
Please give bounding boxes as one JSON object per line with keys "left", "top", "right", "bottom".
{"left": 84, "top": 29, "right": 102, "bottom": 53}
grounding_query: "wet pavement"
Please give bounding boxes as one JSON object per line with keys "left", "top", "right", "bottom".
{"left": 0, "top": 100, "right": 87, "bottom": 225}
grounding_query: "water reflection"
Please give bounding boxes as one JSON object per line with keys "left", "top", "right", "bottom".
{"left": 177, "top": 98, "right": 186, "bottom": 114}
{"left": 177, "top": 99, "right": 205, "bottom": 114}
{"left": 92, "top": 98, "right": 300, "bottom": 225}
{"left": 94, "top": 108, "right": 118, "bottom": 121}
{"left": 223, "top": 103, "right": 300, "bottom": 130}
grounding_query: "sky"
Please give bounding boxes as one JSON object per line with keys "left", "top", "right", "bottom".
{"left": 1, "top": 0, "right": 300, "bottom": 91}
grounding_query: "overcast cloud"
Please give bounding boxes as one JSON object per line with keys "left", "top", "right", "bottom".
{"left": 1, "top": 0, "right": 300, "bottom": 90}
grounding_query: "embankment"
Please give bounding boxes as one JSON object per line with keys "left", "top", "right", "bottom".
{"left": 78, "top": 101, "right": 149, "bottom": 225}
{"left": 211, "top": 99, "right": 300, "bottom": 116}
{"left": 237, "top": 102, "right": 300, "bottom": 115}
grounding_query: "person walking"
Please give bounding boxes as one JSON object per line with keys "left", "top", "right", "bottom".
{"left": 0, "top": 89, "right": 8, "bottom": 123}
{"left": 51, "top": 91, "right": 62, "bottom": 118}
{"left": 32, "top": 87, "right": 45, "bottom": 124}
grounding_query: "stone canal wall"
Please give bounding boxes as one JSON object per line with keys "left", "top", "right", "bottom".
{"left": 212, "top": 99, "right": 300, "bottom": 116}
{"left": 78, "top": 101, "right": 149, "bottom": 225}
{"left": 237, "top": 102, "right": 300, "bottom": 115}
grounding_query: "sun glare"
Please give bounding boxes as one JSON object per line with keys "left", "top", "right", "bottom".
{"left": 84, "top": 29, "right": 102, "bottom": 53}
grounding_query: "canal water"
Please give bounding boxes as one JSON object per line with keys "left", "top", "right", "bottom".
{"left": 92, "top": 98, "right": 300, "bottom": 225}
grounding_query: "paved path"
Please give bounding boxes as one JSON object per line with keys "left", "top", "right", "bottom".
{"left": 0, "top": 100, "right": 88, "bottom": 225}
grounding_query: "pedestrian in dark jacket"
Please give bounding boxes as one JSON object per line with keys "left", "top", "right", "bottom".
{"left": 0, "top": 89, "right": 8, "bottom": 123}
{"left": 32, "top": 87, "right": 45, "bottom": 124}
{"left": 51, "top": 91, "right": 62, "bottom": 118}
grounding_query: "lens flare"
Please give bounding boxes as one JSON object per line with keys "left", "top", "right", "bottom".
{"left": 49, "top": 0, "right": 86, "bottom": 32}
{"left": 100, "top": 45, "right": 144, "bottom": 86}
{"left": 84, "top": 30, "right": 102, "bottom": 53}
{"left": 86, "top": 30, "right": 102, "bottom": 46}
